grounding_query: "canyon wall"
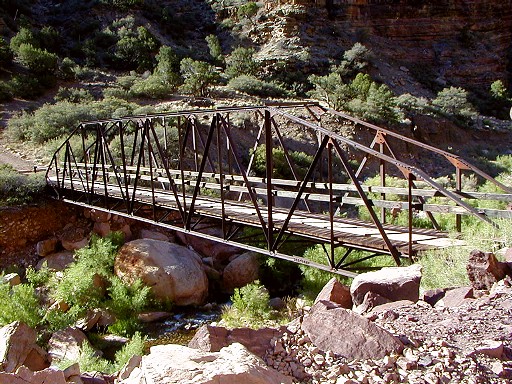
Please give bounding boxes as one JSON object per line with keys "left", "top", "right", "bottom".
{"left": 329, "top": 0, "right": 512, "bottom": 90}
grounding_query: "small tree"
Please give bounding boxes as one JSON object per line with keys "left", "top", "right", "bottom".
{"left": 433, "top": 86, "right": 477, "bottom": 120}
{"left": 205, "top": 34, "right": 223, "bottom": 64}
{"left": 179, "top": 58, "right": 220, "bottom": 97}
{"left": 237, "top": 2, "right": 259, "bottom": 24}
{"left": 490, "top": 80, "right": 509, "bottom": 100}
{"left": 16, "top": 43, "right": 58, "bottom": 74}
{"left": 225, "top": 47, "right": 258, "bottom": 79}
{"left": 9, "top": 27, "right": 38, "bottom": 53}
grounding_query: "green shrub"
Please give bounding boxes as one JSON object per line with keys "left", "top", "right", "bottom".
{"left": 0, "top": 282, "right": 43, "bottom": 328}
{"left": 251, "top": 145, "right": 313, "bottom": 179}
{"left": 228, "top": 75, "right": 289, "bottom": 98}
{"left": 335, "top": 42, "right": 372, "bottom": 77}
{"left": 154, "top": 46, "right": 181, "bottom": 84}
{"left": 130, "top": 75, "right": 176, "bottom": 99}
{"left": 8, "top": 74, "right": 46, "bottom": 99}
{"left": 114, "top": 332, "right": 146, "bottom": 368}
{"left": 9, "top": 27, "right": 38, "bottom": 53}
{"left": 432, "top": 86, "right": 477, "bottom": 121}
{"left": 0, "top": 164, "right": 46, "bottom": 206}
{"left": 179, "top": 58, "right": 220, "bottom": 97}
{"left": 490, "top": 80, "right": 509, "bottom": 100}
{"left": 16, "top": 43, "right": 58, "bottom": 74}
{"left": 54, "top": 87, "right": 95, "bottom": 103}
{"left": 221, "top": 281, "right": 272, "bottom": 328}
{"left": 205, "top": 34, "right": 223, "bottom": 64}
{"left": 225, "top": 47, "right": 258, "bottom": 79}
{"left": 106, "top": 277, "right": 150, "bottom": 336}
{"left": 58, "top": 57, "right": 79, "bottom": 80}
{"left": 237, "top": 2, "right": 259, "bottom": 23}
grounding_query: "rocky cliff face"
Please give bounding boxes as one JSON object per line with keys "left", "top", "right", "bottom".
{"left": 331, "top": 0, "right": 512, "bottom": 91}
{"left": 257, "top": 0, "right": 512, "bottom": 93}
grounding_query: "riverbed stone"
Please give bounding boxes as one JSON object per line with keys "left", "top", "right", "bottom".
{"left": 47, "top": 327, "right": 91, "bottom": 363}
{"left": 467, "top": 250, "right": 508, "bottom": 291}
{"left": 120, "top": 342, "right": 293, "bottom": 384}
{"left": 222, "top": 252, "right": 260, "bottom": 291}
{"left": 315, "top": 277, "right": 352, "bottom": 308}
{"left": 115, "top": 239, "right": 208, "bottom": 306}
{"left": 0, "top": 321, "right": 38, "bottom": 373}
{"left": 350, "top": 264, "right": 422, "bottom": 306}
{"left": 301, "top": 301, "right": 404, "bottom": 360}
{"left": 36, "top": 251, "right": 75, "bottom": 271}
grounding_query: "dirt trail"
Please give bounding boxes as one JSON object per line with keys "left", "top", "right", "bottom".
{"left": 0, "top": 141, "right": 40, "bottom": 172}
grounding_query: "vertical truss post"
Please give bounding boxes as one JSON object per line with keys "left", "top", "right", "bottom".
{"left": 379, "top": 140, "right": 386, "bottom": 223}
{"left": 216, "top": 113, "right": 226, "bottom": 238}
{"left": 119, "top": 122, "right": 130, "bottom": 213}
{"left": 332, "top": 140, "right": 402, "bottom": 265}
{"left": 408, "top": 172, "right": 414, "bottom": 259}
{"left": 328, "top": 140, "right": 335, "bottom": 268}
{"left": 192, "top": 117, "right": 199, "bottom": 172}
{"left": 456, "top": 167, "right": 462, "bottom": 232}
{"left": 178, "top": 116, "right": 188, "bottom": 215}
{"left": 265, "top": 109, "right": 274, "bottom": 251}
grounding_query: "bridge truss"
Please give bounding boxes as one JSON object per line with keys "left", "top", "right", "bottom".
{"left": 46, "top": 103, "right": 512, "bottom": 277}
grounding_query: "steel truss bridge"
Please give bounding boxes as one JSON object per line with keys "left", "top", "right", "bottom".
{"left": 46, "top": 103, "right": 512, "bottom": 277}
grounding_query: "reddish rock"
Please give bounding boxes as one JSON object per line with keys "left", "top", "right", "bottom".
{"left": 115, "top": 239, "right": 208, "bottom": 306}
{"left": 36, "top": 251, "right": 75, "bottom": 271}
{"left": 469, "top": 340, "right": 505, "bottom": 359}
{"left": 435, "top": 287, "right": 474, "bottom": 308}
{"left": 47, "top": 327, "right": 91, "bottom": 363}
{"left": 93, "top": 222, "right": 111, "bottom": 238}
{"left": 0, "top": 366, "right": 66, "bottom": 384}
{"left": 137, "top": 312, "right": 171, "bottom": 323}
{"left": 222, "top": 252, "right": 259, "bottom": 291}
{"left": 354, "top": 292, "right": 392, "bottom": 314}
{"left": 314, "top": 277, "right": 352, "bottom": 308}
{"left": 23, "top": 346, "right": 50, "bottom": 372}
{"left": 189, "top": 324, "right": 286, "bottom": 359}
{"left": 301, "top": 301, "right": 404, "bottom": 360}
{"left": 467, "top": 250, "right": 508, "bottom": 291}
{"left": 176, "top": 226, "right": 241, "bottom": 263}
{"left": 0, "top": 322, "right": 38, "bottom": 373}
{"left": 350, "top": 264, "right": 422, "bottom": 306}
{"left": 1, "top": 273, "right": 21, "bottom": 286}
{"left": 421, "top": 288, "right": 446, "bottom": 307}
{"left": 36, "top": 238, "right": 58, "bottom": 257}
{"left": 139, "top": 229, "right": 169, "bottom": 242}
{"left": 88, "top": 209, "right": 111, "bottom": 223}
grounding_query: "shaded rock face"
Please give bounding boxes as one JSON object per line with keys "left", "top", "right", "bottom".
{"left": 222, "top": 252, "right": 260, "bottom": 292}
{"left": 301, "top": 301, "right": 404, "bottom": 360}
{"left": 120, "top": 343, "right": 293, "bottom": 384}
{"left": 314, "top": 277, "right": 352, "bottom": 308}
{"left": 467, "top": 250, "right": 509, "bottom": 291}
{"left": 330, "top": 0, "right": 512, "bottom": 91}
{"left": 115, "top": 239, "right": 208, "bottom": 306}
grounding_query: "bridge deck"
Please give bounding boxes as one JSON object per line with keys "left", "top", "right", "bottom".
{"left": 52, "top": 176, "right": 463, "bottom": 257}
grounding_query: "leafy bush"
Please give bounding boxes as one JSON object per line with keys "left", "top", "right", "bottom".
{"left": 179, "top": 58, "right": 220, "bottom": 97}
{"left": 309, "top": 72, "right": 401, "bottom": 123}
{"left": 228, "top": 75, "right": 289, "bottom": 98}
{"left": 106, "top": 277, "right": 151, "bottom": 336}
{"left": 206, "top": 34, "right": 223, "bottom": 64}
{"left": 8, "top": 74, "right": 47, "bottom": 99}
{"left": 221, "top": 281, "right": 272, "bottom": 328}
{"left": 9, "top": 27, "right": 38, "bottom": 53}
{"left": 490, "top": 80, "right": 509, "bottom": 100}
{"left": 154, "top": 46, "right": 181, "bottom": 84}
{"left": 0, "top": 281, "right": 43, "bottom": 328}
{"left": 7, "top": 98, "right": 138, "bottom": 143}
{"left": 335, "top": 42, "right": 372, "bottom": 77}
{"left": 58, "top": 57, "right": 79, "bottom": 80}
{"left": 251, "top": 145, "right": 313, "bottom": 179}
{"left": 432, "top": 86, "right": 477, "bottom": 121}
{"left": 54, "top": 87, "right": 95, "bottom": 103}
{"left": 225, "top": 47, "right": 258, "bottom": 79}
{"left": 130, "top": 75, "right": 176, "bottom": 99}
{"left": 0, "top": 164, "right": 46, "bottom": 206}
{"left": 16, "top": 43, "right": 58, "bottom": 74}
{"left": 237, "top": 2, "right": 259, "bottom": 23}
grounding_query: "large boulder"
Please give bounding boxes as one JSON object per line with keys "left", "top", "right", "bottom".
{"left": 36, "top": 251, "right": 75, "bottom": 271}
{"left": 0, "top": 366, "right": 66, "bottom": 384}
{"left": 189, "top": 325, "right": 285, "bottom": 359}
{"left": 350, "top": 264, "right": 422, "bottom": 306}
{"left": 119, "top": 342, "right": 293, "bottom": 384}
{"left": 47, "top": 327, "right": 91, "bottom": 363}
{"left": 222, "top": 252, "right": 260, "bottom": 291}
{"left": 314, "top": 277, "right": 352, "bottom": 308}
{"left": 0, "top": 322, "right": 39, "bottom": 373}
{"left": 115, "top": 239, "right": 208, "bottom": 306}
{"left": 301, "top": 301, "right": 404, "bottom": 360}
{"left": 466, "top": 250, "right": 508, "bottom": 291}
{"left": 176, "top": 225, "right": 241, "bottom": 264}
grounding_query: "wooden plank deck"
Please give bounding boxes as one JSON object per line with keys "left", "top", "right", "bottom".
{"left": 50, "top": 176, "right": 464, "bottom": 256}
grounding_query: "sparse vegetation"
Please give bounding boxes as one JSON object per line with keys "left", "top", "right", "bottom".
{"left": 0, "top": 164, "right": 46, "bottom": 206}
